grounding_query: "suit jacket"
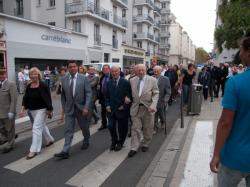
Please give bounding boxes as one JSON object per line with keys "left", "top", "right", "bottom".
{"left": 61, "top": 73, "right": 92, "bottom": 115}
{"left": 130, "top": 75, "right": 159, "bottom": 116}
{"left": 98, "top": 74, "right": 112, "bottom": 105}
{"left": 105, "top": 77, "right": 132, "bottom": 119}
{"left": 87, "top": 74, "right": 99, "bottom": 102}
{"left": 157, "top": 75, "right": 171, "bottom": 108}
{"left": 0, "top": 80, "right": 17, "bottom": 119}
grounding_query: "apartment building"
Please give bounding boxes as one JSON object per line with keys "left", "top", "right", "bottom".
{"left": 159, "top": 0, "right": 171, "bottom": 63}
{"left": 168, "top": 15, "right": 195, "bottom": 66}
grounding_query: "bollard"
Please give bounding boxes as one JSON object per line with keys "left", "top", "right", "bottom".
{"left": 180, "top": 89, "right": 184, "bottom": 128}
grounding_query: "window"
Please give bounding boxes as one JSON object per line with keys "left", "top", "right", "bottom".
{"left": 137, "top": 41, "right": 142, "bottom": 48}
{"left": 37, "top": 0, "right": 41, "bottom": 6}
{"left": 162, "top": 2, "right": 166, "bottom": 8}
{"left": 16, "top": 0, "right": 23, "bottom": 16}
{"left": 104, "top": 53, "right": 110, "bottom": 63}
{"left": 122, "top": 9, "right": 126, "bottom": 17}
{"left": 73, "top": 20, "right": 81, "bottom": 32}
{"left": 49, "top": 0, "right": 55, "bottom": 7}
{"left": 0, "top": 0, "right": 3, "bottom": 12}
{"left": 94, "top": 24, "right": 101, "bottom": 45}
{"left": 138, "top": 7, "right": 142, "bottom": 16}
{"left": 48, "top": 22, "right": 55, "bottom": 26}
{"left": 137, "top": 24, "right": 142, "bottom": 33}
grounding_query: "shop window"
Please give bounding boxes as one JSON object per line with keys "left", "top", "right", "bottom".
{"left": 112, "top": 58, "right": 119, "bottom": 63}
{"left": 0, "top": 53, "right": 4, "bottom": 67}
{"left": 104, "top": 53, "right": 110, "bottom": 63}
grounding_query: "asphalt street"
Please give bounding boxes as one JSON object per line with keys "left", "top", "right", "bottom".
{"left": 0, "top": 99, "right": 181, "bottom": 187}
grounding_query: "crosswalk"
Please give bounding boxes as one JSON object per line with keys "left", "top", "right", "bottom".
{"left": 1, "top": 123, "right": 162, "bottom": 187}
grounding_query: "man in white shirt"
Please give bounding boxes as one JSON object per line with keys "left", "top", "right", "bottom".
{"left": 18, "top": 68, "right": 25, "bottom": 94}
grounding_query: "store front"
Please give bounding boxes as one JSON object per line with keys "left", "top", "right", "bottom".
{"left": 122, "top": 44, "right": 145, "bottom": 69}
{"left": 1, "top": 14, "right": 88, "bottom": 82}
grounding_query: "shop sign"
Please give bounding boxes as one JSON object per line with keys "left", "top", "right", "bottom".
{"left": 41, "top": 34, "right": 71, "bottom": 44}
{"left": 124, "top": 49, "right": 144, "bottom": 56}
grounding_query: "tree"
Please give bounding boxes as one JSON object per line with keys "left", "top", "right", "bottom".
{"left": 195, "top": 48, "right": 209, "bottom": 64}
{"left": 215, "top": 0, "right": 250, "bottom": 52}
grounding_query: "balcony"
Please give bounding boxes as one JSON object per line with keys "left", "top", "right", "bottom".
{"left": 14, "top": 8, "right": 23, "bottom": 18}
{"left": 112, "top": 38, "right": 118, "bottom": 49}
{"left": 66, "top": 1, "right": 110, "bottom": 21}
{"left": 154, "top": 6, "right": 161, "bottom": 16}
{"left": 160, "top": 31, "right": 170, "bottom": 38}
{"left": 113, "top": 14, "right": 128, "bottom": 28}
{"left": 154, "top": 37, "right": 160, "bottom": 43}
{"left": 111, "top": 0, "right": 128, "bottom": 9}
{"left": 134, "top": 0, "right": 154, "bottom": 9}
{"left": 153, "top": 22, "right": 160, "bottom": 30}
{"left": 159, "top": 43, "right": 170, "bottom": 49}
{"left": 133, "top": 32, "right": 158, "bottom": 44}
{"left": 161, "top": 8, "right": 171, "bottom": 15}
{"left": 94, "top": 34, "right": 101, "bottom": 46}
{"left": 133, "top": 14, "right": 154, "bottom": 25}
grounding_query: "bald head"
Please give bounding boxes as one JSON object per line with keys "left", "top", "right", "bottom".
{"left": 111, "top": 65, "right": 121, "bottom": 80}
{"left": 153, "top": 65, "right": 162, "bottom": 77}
{"left": 137, "top": 64, "right": 146, "bottom": 79}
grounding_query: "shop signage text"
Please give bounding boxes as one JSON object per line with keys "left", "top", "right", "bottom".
{"left": 41, "top": 34, "right": 71, "bottom": 44}
{"left": 124, "top": 49, "right": 144, "bottom": 56}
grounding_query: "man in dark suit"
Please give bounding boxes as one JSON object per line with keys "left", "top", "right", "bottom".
{"left": 54, "top": 60, "right": 92, "bottom": 159}
{"left": 98, "top": 65, "right": 111, "bottom": 130}
{"left": 0, "top": 68, "right": 17, "bottom": 153}
{"left": 106, "top": 66, "right": 132, "bottom": 151}
{"left": 153, "top": 66, "right": 171, "bottom": 131}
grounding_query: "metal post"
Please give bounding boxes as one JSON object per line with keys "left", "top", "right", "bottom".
{"left": 180, "top": 89, "right": 184, "bottom": 128}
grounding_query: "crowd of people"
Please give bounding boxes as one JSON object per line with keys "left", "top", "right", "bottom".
{"left": 0, "top": 52, "right": 248, "bottom": 162}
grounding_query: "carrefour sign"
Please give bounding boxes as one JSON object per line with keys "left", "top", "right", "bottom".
{"left": 41, "top": 34, "right": 71, "bottom": 44}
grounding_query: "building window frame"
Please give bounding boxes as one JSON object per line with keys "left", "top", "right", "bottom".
{"left": 49, "top": 0, "right": 55, "bottom": 7}
{"left": 48, "top": 21, "right": 56, "bottom": 26}
{"left": 73, "top": 20, "right": 81, "bottom": 32}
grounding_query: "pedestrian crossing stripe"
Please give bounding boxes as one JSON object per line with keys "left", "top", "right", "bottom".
{"left": 66, "top": 139, "right": 131, "bottom": 187}
{"left": 4, "top": 125, "right": 99, "bottom": 174}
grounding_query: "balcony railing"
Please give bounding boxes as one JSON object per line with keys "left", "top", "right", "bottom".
{"left": 154, "top": 6, "right": 161, "bottom": 14}
{"left": 160, "top": 31, "right": 170, "bottom": 38}
{"left": 159, "top": 43, "right": 170, "bottom": 49}
{"left": 14, "top": 8, "right": 23, "bottom": 17}
{"left": 161, "top": 8, "right": 171, "bottom": 14}
{"left": 133, "top": 32, "right": 155, "bottom": 41}
{"left": 134, "top": 0, "right": 154, "bottom": 8}
{"left": 113, "top": 14, "right": 128, "bottom": 28}
{"left": 155, "top": 37, "right": 160, "bottom": 43}
{"left": 133, "top": 14, "right": 154, "bottom": 24}
{"left": 94, "top": 34, "right": 101, "bottom": 46}
{"left": 112, "top": 38, "right": 118, "bottom": 49}
{"left": 66, "top": 1, "right": 110, "bottom": 21}
{"left": 112, "top": 0, "right": 128, "bottom": 6}
{"left": 153, "top": 22, "right": 160, "bottom": 28}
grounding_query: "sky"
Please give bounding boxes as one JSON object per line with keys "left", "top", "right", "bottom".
{"left": 170, "top": 0, "right": 217, "bottom": 52}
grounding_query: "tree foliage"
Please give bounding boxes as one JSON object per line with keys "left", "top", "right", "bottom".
{"left": 195, "top": 48, "right": 208, "bottom": 64}
{"left": 215, "top": 0, "right": 250, "bottom": 52}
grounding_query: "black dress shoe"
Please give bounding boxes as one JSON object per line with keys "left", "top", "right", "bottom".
{"left": 54, "top": 152, "right": 69, "bottom": 159}
{"left": 46, "top": 141, "right": 54, "bottom": 147}
{"left": 110, "top": 144, "right": 116, "bottom": 151}
{"left": 141, "top": 146, "right": 149, "bottom": 152}
{"left": 2, "top": 147, "right": 13, "bottom": 154}
{"left": 128, "top": 150, "right": 137, "bottom": 157}
{"left": 81, "top": 142, "right": 89, "bottom": 150}
{"left": 114, "top": 143, "right": 122, "bottom": 152}
{"left": 98, "top": 126, "right": 107, "bottom": 131}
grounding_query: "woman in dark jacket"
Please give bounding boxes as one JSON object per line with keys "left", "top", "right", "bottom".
{"left": 20, "top": 67, "right": 54, "bottom": 160}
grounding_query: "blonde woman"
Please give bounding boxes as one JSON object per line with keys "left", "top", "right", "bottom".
{"left": 20, "top": 67, "right": 54, "bottom": 159}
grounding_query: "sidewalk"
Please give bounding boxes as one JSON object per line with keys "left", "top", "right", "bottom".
{"left": 139, "top": 97, "right": 247, "bottom": 187}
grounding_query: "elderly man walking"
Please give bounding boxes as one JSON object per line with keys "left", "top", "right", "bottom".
{"left": 153, "top": 66, "right": 171, "bottom": 133}
{"left": 128, "top": 64, "right": 159, "bottom": 157}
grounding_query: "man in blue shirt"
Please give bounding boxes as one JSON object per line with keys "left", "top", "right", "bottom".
{"left": 210, "top": 36, "right": 250, "bottom": 186}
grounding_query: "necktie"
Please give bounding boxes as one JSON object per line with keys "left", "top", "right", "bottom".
{"left": 137, "top": 78, "right": 142, "bottom": 92}
{"left": 114, "top": 79, "right": 117, "bottom": 88}
{"left": 102, "top": 76, "right": 108, "bottom": 93}
{"left": 70, "top": 74, "right": 75, "bottom": 97}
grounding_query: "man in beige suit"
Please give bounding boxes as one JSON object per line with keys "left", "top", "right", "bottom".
{"left": 128, "top": 64, "right": 159, "bottom": 157}
{"left": 0, "top": 68, "right": 17, "bottom": 153}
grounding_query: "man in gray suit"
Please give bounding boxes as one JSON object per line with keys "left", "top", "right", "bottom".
{"left": 0, "top": 68, "right": 17, "bottom": 153}
{"left": 153, "top": 66, "right": 171, "bottom": 132}
{"left": 128, "top": 64, "right": 159, "bottom": 157}
{"left": 54, "top": 61, "right": 92, "bottom": 159}
{"left": 87, "top": 66, "right": 99, "bottom": 124}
